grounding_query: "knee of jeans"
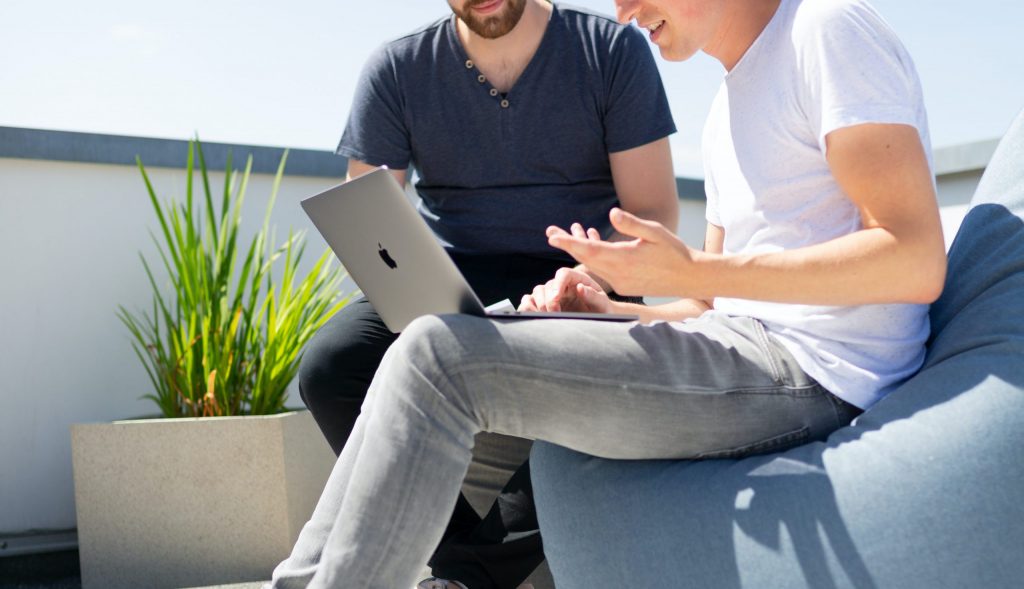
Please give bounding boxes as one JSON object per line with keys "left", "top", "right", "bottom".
{"left": 386, "top": 314, "right": 484, "bottom": 389}
{"left": 379, "top": 315, "right": 484, "bottom": 428}
{"left": 390, "top": 315, "right": 454, "bottom": 364}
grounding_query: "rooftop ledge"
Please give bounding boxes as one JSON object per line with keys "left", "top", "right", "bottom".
{"left": 0, "top": 125, "right": 999, "bottom": 199}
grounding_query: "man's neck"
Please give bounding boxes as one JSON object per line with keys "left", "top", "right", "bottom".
{"left": 455, "top": 0, "right": 552, "bottom": 81}
{"left": 705, "top": 0, "right": 782, "bottom": 71}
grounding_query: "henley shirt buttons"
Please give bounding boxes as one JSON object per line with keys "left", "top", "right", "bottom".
{"left": 501, "top": 99, "right": 510, "bottom": 108}
{"left": 465, "top": 60, "right": 474, "bottom": 69}
{"left": 477, "top": 74, "right": 486, "bottom": 83}
{"left": 489, "top": 88, "right": 499, "bottom": 97}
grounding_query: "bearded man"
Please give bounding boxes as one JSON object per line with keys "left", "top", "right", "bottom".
{"left": 283, "top": 1, "right": 679, "bottom": 588}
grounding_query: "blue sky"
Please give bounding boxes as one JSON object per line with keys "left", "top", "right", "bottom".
{"left": 2, "top": 0, "right": 1021, "bottom": 177}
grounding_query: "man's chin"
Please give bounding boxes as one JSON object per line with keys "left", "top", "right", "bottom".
{"left": 457, "top": 0, "right": 526, "bottom": 39}
{"left": 658, "top": 44, "right": 694, "bottom": 63}
{"left": 474, "top": 21, "right": 514, "bottom": 39}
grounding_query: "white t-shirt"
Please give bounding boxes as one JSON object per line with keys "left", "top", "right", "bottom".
{"left": 701, "top": 0, "right": 932, "bottom": 409}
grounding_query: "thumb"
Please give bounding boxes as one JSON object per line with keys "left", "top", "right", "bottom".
{"left": 577, "top": 283, "right": 609, "bottom": 312}
{"left": 609, "top": 208, "right": 665, "bottom": 242}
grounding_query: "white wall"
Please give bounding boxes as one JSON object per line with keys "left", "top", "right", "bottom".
{"left": 0, "top": 157, "right": 344, "bottom": 544}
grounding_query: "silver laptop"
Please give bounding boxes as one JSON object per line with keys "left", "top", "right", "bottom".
{"left": 300, "top": 167, "right": 639, "bottom": 332}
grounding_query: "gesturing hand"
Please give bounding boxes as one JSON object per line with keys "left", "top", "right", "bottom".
{"left": 546, "top": 208, "right": 696, "bottom": 298}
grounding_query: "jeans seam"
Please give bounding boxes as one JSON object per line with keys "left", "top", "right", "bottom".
{"left": 694, "top": 425, "right": 811, "bottom": 460}
{"left": 358, "top": 365, "right": 446, "bottom": 584}
{"left": 756, "top": 319, "right": 787, "bottom": 385}
{"left": 452, "top": 361, "right": 823, "bottom": 398}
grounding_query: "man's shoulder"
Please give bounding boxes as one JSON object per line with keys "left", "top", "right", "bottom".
{"left": 372, "top": 15, "right": 451, "bottom": 61}
{"left": 791, "top": 0, "right": 877, "bottom": 38}
{"left": 557, "top": 2, "right": 643, "bottom": 53}
{"left": 553, "top": 3, "right": 638, "bottom": 43}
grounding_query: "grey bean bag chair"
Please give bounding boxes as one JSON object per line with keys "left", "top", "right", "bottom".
{"left": 530, "top": 107, "right": 1024, "bottom": 589}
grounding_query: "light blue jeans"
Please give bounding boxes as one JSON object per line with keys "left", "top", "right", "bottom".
{"left": 270, "top": 312, "right": 859, "bottom": 588}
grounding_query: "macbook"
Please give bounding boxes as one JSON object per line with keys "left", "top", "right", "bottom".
{"left": 300, "top": 167, "right": 638, "bottom": 332}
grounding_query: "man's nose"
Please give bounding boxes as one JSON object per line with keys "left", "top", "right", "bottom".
{"left": 614, "top": 0, "right": 641, "bottom": 25}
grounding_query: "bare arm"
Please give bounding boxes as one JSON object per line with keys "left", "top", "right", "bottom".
{"left": 346, "top": 158, "right": 407, "bottom": 187}
{"left": 609, "top": 137, "right": 679, "bottom": 233}
{"left": 697, "top": 123, "right": 946, "bottom": 305}
{"left": 549, "top": 123, "right": 947, "bottom": 307}
{"left": 577, "top": 137, "right": 680, "bottom": 291}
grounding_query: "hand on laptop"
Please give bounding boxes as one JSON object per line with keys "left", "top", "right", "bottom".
{"left": 518, "top": 266, "right": 613, "bottom": 314}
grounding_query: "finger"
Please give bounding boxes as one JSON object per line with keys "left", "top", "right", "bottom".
{"left": 576, "top": 283, "right": 608, "bottom": 313}
{"left": 518, "top": 294, "right": 537, "bottom": 312}
{"left": 609, "top": 207, "right": 666, "bottom": 242}
{"left": 571, "top": 223, "right": 587, "bottom": 239}
{"left": 532, "top": 284, "right": 549, "bottom": 311}
{"left": 546, "top": 225, "right": 570, "bottom": 239}
{"left": 547, "top": 268, "right": 577, "bottom": 311}
{"left": 548, "top": 233, "right": 611, "bottom": 261}
{"left": 587, "top": 227, "right": 602, "bottom": 240}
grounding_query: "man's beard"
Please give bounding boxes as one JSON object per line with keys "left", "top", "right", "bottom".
{"left": 451, "top": 0, "right": 528, "bottom": 39}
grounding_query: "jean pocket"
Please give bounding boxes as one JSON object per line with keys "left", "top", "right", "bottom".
{"left": 749, "top": 319, "right": 784, "bottom": 385}
{"left": 694, "top": 426, "right": 810, "bottom": 460}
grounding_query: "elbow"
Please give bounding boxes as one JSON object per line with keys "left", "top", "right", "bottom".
{"left": 905, "top": 254, "right": 947, "bottom": 305}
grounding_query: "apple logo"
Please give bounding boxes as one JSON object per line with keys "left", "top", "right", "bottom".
{"left": 378, "top": 243, "right": 397, "bottom": 269}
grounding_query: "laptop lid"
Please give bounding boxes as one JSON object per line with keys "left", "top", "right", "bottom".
{"left": 301, "top": 168, "right": 487, "bottom": 333}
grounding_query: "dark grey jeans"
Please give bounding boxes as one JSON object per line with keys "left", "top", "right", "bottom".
{"left": 271, "top": 312, "right": 859, "bottom": 589}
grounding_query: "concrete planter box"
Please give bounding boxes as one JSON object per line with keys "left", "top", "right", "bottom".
{"left": 71, "top": 410, "right": 334, "bottom": 589}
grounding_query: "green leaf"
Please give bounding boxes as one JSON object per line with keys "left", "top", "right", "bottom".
{"left": 121, "top": 139, "right": 354, "bottom": 417}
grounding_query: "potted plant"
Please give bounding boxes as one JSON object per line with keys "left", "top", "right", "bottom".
{"left": 71, "top": 140, "right": 352, "bottom": 589}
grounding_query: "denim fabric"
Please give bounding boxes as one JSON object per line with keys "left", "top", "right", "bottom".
{"left": 530, "top": 107, "right": 1024, "bottom": 589}
{"left": 269, "top": 313, "right": 855, "bottom": 589}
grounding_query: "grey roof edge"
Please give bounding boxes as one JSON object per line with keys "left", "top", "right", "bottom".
{"left": 933, "top": 138, "right": 1001, "bottom": 177}
{"left": 676, "top": 177, "right": 706, "bottom": 201}
{"left": 0, "top": 126, "right": 349, "bottom": 178}
{"left": 1, "top": 125, "right": 708, "bottom": 198}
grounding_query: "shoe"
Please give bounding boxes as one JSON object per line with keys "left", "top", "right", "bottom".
{"left": 416, "top": 577, "right": 534, "bottom": 589}
{"left": 416, "top": 578, "right": 468, "bottom": 589}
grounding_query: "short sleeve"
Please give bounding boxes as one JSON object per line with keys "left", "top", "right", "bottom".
{"left": 704, "top": 174, "right": 721, "bottom": 227}
{"left": 701, "top": 89, "right": 724, "bottom": 227}
{"left": 794, "top": 1, "right": 924, "bottom": 154}
{"left": 602, "top": 26, "right": 677, "bottom": 154}
{"left": 336, "top": 45, "right": 412, "bottom": 170}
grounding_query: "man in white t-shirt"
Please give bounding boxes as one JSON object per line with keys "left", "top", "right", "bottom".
{"left": 268, "top": 1, "right": 946, "bottom": 586}
{"left": 535, "top": 0, "right": 943, "bottom": 410}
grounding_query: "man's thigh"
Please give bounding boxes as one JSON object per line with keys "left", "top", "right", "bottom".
{"left": 400, "top": 312, "right": 843, "bottom": 460}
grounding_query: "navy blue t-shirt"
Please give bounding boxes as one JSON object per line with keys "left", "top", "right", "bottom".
{"left": 338, "top": 3, "right": 676, "bottom": 260}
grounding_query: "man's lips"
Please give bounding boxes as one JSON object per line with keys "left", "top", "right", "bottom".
{"left": 643, "top": 20, "right": 666, "bottom": 42}
{"left": 472, "top": 0, "right": 504, "bottom": 15}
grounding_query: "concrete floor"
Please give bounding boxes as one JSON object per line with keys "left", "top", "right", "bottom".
{"left": 0, "top": 551, "right": 268, "bottom": 589}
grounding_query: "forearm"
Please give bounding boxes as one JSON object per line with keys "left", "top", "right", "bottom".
{"left": 612, "top": 298, "right": 711, "bottom": 324}
{"left": 688, "top": 227, "right": 946, "bottom": 306}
